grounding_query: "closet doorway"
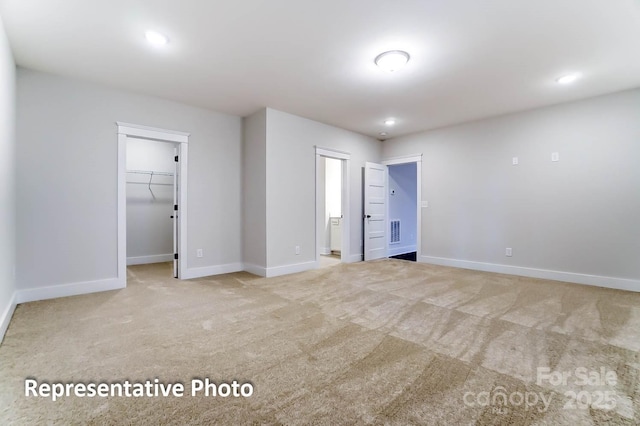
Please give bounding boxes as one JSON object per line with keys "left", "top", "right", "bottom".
{"left": 117, "top": 123, "right": 189, "bottom": 284}
{"left": 126, "top": 138, "right": 178, "bottom": 274}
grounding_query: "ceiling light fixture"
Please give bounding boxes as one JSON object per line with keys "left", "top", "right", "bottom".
{"left": 556, "top": 73, "right": 581, "bottom": 85}
{"left": 384, "top": 119, "right": 396, "bottom": 126}
{"left": 379, "top": 132, "right": 388, "bottom": 137}
{"left": 375, "top": 50, "right": 410, "bottom": 72}
{"left": 145, "top": 30, "right": 169, "bottom": 47}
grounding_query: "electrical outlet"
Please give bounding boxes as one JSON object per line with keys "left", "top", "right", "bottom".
{"left": 295, "top": 246, "right": 301, "bottom": 255}
{"left": 506, "top": 248, "right": 512, "bottom": 257}
{"left": 196, "top": 249, "right": 203, "bottom": 258}
{"left": 512, "top": 157, "right": 519, "bottom": 165}
{"left": 551, "top": 152, "right": 559, "bottom": 162}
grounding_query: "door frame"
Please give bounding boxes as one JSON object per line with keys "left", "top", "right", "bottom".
{"left": 116, "top": 122, "right": 190, "bottom": 285}
{"left": 315, "top": 146, "right": 351, "bottom": 266}
{"left": 382, "top": 154, "right": 422, "bottom": 261}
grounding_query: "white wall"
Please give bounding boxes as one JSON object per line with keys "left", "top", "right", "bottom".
{"left": 0, "top": 14, "right": 16, "bottom": 341}
{"left": 242, "top": 109, "right": 267, "bottom": 271}
{"left": 126, "top": 137, "right": 175, "bottom": 264}
{"left": 388, "top": 163, "right": 417, "bottom": 256}
{"left": 16, "top": 68, "right": 242, "bottom": 294}
{"left": 383, "top": 89, "right": 640, "bottom": 290}
{"left": 266, "top": 108, "right": 381, "bottom": 272}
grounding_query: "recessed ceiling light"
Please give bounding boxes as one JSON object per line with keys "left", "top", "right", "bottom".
{"left": 375, "top": 50, "right": 410, "bottom": 72}
{"left": 379, "top": 132, "right": 388, "bottom": 137}
{"left": 556, "top": 73, "right": 581, "bottom": 84}
{"left": 145, "top": 30, "right": 169, "bottom": 47}
{"left": 384, "top": 119, "right": 396, "bottom": 126}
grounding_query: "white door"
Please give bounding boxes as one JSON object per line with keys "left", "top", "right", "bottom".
{"left": 173, "top": 147, "right": 179, "bottom": 278}
{"left": 364, "top": 162, "right": 388, "bottom": 260}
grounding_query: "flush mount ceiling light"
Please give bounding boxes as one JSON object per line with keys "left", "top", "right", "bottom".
{"left": 379, "top": 132, "right": 388, "bottom": 137}
{"left": 375, "top": 50, "right": 410, "bottom": 72}
{"left": 556, "top": 73, "right": 581, "bottom": 84}
{"left": 145, "top": 30, "right": 169, "bottom": 47}
{"left": 384, "top": 119, "right": 396, "bottom": 126}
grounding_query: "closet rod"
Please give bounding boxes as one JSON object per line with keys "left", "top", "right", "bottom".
{"left": 126, "top": 169, "right": 174, "bottom": 176}
{"left": 126, "top": 182, "right": 173, "bottom": 186}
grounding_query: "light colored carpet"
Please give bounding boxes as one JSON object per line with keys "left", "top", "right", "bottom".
{"left": 1, "top": 260, "right": 639, "bottom": 424}
{"left": 319, "top": 254, "right": 341, "bottom": 268}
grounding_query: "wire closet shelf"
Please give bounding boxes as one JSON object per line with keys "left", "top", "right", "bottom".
{"left": 126, "top": 170, "right": 175, "bottom": 198}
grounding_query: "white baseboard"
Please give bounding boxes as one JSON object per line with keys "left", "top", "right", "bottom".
{"left": 181, "top": 263, "right": 244, "bottom": 280}
{"left": 348, "top": 253, "right": 363, "bottom": 263}
{"left": 320, "top": 247, "right": 331, "bottom": 256}
{"left": 265, "top": 261, "right": 316, "bottom": 278}
{"left": 0, "top": 292, "right": 17, "bottom": 344}
{"left": 389, "top": 245, "right": 417, "bottom": 257}
{"left": 243, "top": 263, "right": 267, "bottom": 277}
{"left": 127, "top": 254, "right": 173, "bottom": 266}
{"left": 420, "top": 255, "right": 640, "bottom": 293}
{"left": 15, "top": 277, "right": 125, "bottom": 304}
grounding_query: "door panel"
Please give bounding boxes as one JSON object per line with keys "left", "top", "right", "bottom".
{"left": 364, "top": 162, "right": 387, "bottom": 261}
{"left": 173, "top": 146, "right": 178, "bottom": 278}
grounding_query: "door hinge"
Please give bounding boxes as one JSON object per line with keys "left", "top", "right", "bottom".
{"left": 174, "top": 204, "right": 178, "bottom": 211}
{"left": 174, "top": 253, "right": 179, "bottom": 260}
{"left": 174, "top": 155, "right": 179, "bottom": 162}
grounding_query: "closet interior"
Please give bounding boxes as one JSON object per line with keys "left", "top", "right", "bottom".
{"left": 125, "top": 137, "right": 178, "bottom": 276}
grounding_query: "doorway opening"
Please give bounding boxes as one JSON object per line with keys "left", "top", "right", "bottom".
{"left": 319, "top": 157, "right": 343, "bottom": 268}
{"left": 315, "top": 147, "right": 351, "bottom": 268}
{"left": 387, "top": 163, "right": 417, "bottom": 262}
{"left": 363, "top": 155, "right": 422, "bottom": 262}
{"left": 125, "top": 138, "right": 179, "bottom": 275}
{"left": 117, "top": 122, "right": 189, "bottom": 286}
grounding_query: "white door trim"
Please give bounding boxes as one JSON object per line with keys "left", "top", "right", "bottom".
{"left": 383, "top": 154, "right": 423, "bottom": 166}
{"left": 117, "top": 122, "right": 190, "bottom": 286}
{"left": 315, "top": 147, "right": 350, "bottom": 160}
{"left": 315, "top": 146, "right": 351, "bottom": 267}
{"left": 382, "top": 154, "right": 422, "bottom": 260}
{"left": 116, "top": 122, "right": 190, "bottom": 142}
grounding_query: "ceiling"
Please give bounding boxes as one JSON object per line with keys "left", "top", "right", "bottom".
{"left": 1, "top": 0, "right": 639, "bottom": 139}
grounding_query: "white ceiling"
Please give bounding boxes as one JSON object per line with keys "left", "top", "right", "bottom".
{"left": 1, "top": 0, "right": 639, "bottom": 139}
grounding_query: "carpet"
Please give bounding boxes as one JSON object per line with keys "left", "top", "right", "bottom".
{"left": 1, "top": 260, "right": 639, "bottom": 424}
